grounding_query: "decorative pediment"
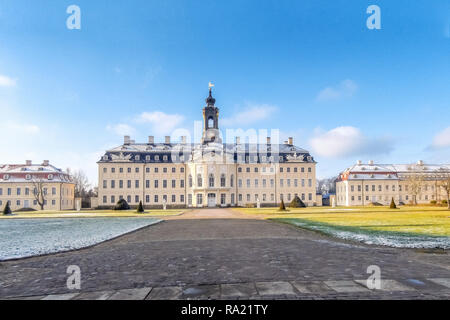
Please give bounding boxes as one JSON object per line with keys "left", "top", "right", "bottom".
{"left": 286, "top": 153, "right": 306, "bottom": 162}
{"left": 110, "top": 152, "right": 132, "bottom": 162}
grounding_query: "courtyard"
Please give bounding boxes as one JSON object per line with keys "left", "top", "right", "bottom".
{"left": 0, "top": 208, "right": 449, "bottom": 300}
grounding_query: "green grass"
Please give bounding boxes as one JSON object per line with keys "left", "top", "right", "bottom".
{"left": 0, "top": 209, "right": 186, "bottom": 219}
{"left": 234, "top": 206, "right": 450, "bottom": 237}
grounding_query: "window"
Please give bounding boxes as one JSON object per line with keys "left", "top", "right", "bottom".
{"left": 52, "top": 187, "right": 56, "bottom": 195}
{"left": 280, "top": 179, "right": 284, "bottom": 187}
{"left": 52, "top": 200, "right": 56, "bottom": 205}
{"left": 246, "top": 179, "right": 250, "bottom": 188}
{"left": 180, "top": 195, "right": 185, "bottom": 203}
{"left": 135, "top": 155, "right": 140, "bottom": 161}
{"left": 308, "top": 179, "right": 312, "bottom": 187}
{"left": 309, "top": 193, "right": 312, "bottom": 201}
{"left": 294, "top": 179, "right": 298, "bottom": 187}
{"left": 238, "top": 179, "right": 242, "bottom": 187}
{"left": 103, "top": 180, "right": 107, "bottom": 189}
{"left": 180, "top": 180, "right": 185, "bottom": 188}
{"left": 188, "top": 194, "right": 192, "bottom": 205}
{"left": 308, "top": 168, "right": 312, "bottom": 173}
{"left": 154, "top": 180, "right": 159, "bottom": 188}
{"left": 145, "top": 180, "right": 149, "bottom": 188}
{"left": 146, "top": 195, "right": 150, "bottom": 203}
{"left": 263, "top": 179, "right": 267, "bottom": 188}
{"left": 155, "top": 168, "right": 159, "bottom": 173}
{"left": 172, "top": 167, "right": 176, "bottom": 173}
{"left": 189, "top": 175, "right": 193, "bottom": 187}
{"left": 239, "top": 194, "right": 242, "bottom": 202}
{"left": 209, "top": 174, "right": 215, "bottom": 187}
{"left": 111, "top": 180, "right": 115, "bottom": 189}
{"left": 17, "top": 188, "right": 21, "bottom": 196}
{"left": 103, "top": 168, "right": 107, "bottom": 173}
{"left": 103, "top": 196, "right": 107, "bottom": 203}
{"left": 120, "top": 168, "right": 123, "bottom": 173}
{"left": 230, "top": 175, "right": 234, "bottom": 187}
{"left": 197, "top": 193, "right": 203, "bottom": 205}
{"left": 163, "top": 180, "right": 167, "bottom": 188}
{"left": 120, "top": 180, "right": 124, "bottom": 188}
{"left": 111, "top": 168, "right": 116, "bottom": 173}
{"left": 127, "top": 168, "right": 131, "bottom": 173}
{"left": 221, "top": 174, "right": 226, "bottom": 187}
{"left": 238, "top": 167, "right": 242, "bottom": 173}
{"left": 135, "top": 168, "right": 139, "bottom": 173}
{"left": 172, "top": 180, "right": 176, "bottom": 188}
{"left": 197, "top": 174, "right": 203, "bottom": 187}
{"left": 247, "top": 194, "right": 250, "bottom": 202}
{"left": 172, "top": 195, "right": 176, "bottom": 203}
{"left": 231, "top": 193, "right": 235, "bottom": 204}
{"left": 221, "top": 194, "right": 226, "bottom": 205}
{"left": 255, "top": 179, "right": 259, "bottom": 188}
{"left": 154, "top": 195, "right": 159, "bottom": 203}
{"left": 135, "top": 195, "right": 139, "bottom": 203}
{"left": 111, "top": 196, "right": 115, "bottom": 204}
{"left": 181, "top": 167, "right": 185, "bottom": 173}
{"left": 135, "top": 180, "right": 139, "bottom": 188}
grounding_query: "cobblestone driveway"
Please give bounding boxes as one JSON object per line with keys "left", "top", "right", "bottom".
{"left": 1, "top": 209, "right": 449, "bottom": 299}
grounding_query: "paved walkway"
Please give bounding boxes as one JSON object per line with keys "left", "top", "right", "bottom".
{"left": 1, "top": 209, "right": 449, "bottom": 300}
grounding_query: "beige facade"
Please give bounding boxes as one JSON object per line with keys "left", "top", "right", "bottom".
{"left": 0, "top": 161, "right": 75, "bottom": 211}
{"left": 336, "top": 160, "right": 450, "bottom": 206}
{"left": 97, "top": 89, "right": 320, "bottom": 208}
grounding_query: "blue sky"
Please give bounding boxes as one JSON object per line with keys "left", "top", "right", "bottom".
{"left": 0, "top": 0, "right": 449, "bottom": 184}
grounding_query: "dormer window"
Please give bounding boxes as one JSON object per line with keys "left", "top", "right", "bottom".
{"left": 26, "top": 174, "right": 31, "bottom": 180}
{"left": 3, "top": 174, "right": 10, "bottom": 180}
{"left": 163, "top": 155, "right": 168, "bottom": 161}
{"left": 146, "top": 155, "right": 151, "bottom": 161}
{"left": 48, "top": 174, "right": 54, "bottom": 180}
{"left": 103, "top": 155, "right": 108, "bottom": 161}
{"left": 135, "top": 155, "right": 140, "bottom": 161}
{"left": 155, "top": 155, "right": 160, "bottom": 161}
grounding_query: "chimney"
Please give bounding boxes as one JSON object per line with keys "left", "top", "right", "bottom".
{"left": 288, "top": 137, "right": 293, "bottom": 145}
{"left": 267, "top": 137, "right": 271, "bottom": 145}
{"left": 181, "top": 136, "right": 187, "bottom": 144}
{"left": 43, "top": 160, "right": 49, "bottom": 166}
{"left": 356, "top": 160, "right": 362, "bottom": 165}
{"left": 124, "top": 135, "right": 131, "bottom": 145}
{"left": 148, "top": 136, "right": 154, "bottom": 144}
{"left": 165, "top": 136, "right": 171, "bottom": 144}
{"left": 417, "top": 160, "right": 424, "bottom": 166}
{"left": 235, "top": 136, "right": 240, "bottom": 145}
{"left": 26, "top": 160, "right": 32, "bottom": 166}
{"left": 368, "top": 160, "right": 374, "bottom": 165}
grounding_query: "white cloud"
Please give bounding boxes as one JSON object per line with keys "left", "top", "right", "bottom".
{"left": 136, "top": 111, "right": 184, "bottom": 135}
{"left": 106, "top": 123, "right": 136, "bottom": 136}
{"left": 431, "top": 127, "right": 450, "bottom": 149}
{"left": 316, "top": 79, "right": 357, "bottom": 102}
{"left": 2, "top": 122, "right": 40, "bottom": 135}
{"left": 0, "top": 75, "right": 17, "bottom": 87}
{"left": 221, "top": 103, "right": 277, "bottom": 127}
{"left": 309, "top": 126, "right": 393, "bottom": 158}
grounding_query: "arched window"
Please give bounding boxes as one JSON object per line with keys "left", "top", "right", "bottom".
{"left": 209, "top": 174, "right": 215, "bottom": 187}
{"left": 220, "top": 174, "right": 226, "bottom": 187}
{"left": 208, "top": 117, "right": 214, "bottom": 128}
{"left": 188, "top": 175, "right": 193, "bottom": 188}
{"left": 197, "top": 174, "right": 203, "bottom": 187}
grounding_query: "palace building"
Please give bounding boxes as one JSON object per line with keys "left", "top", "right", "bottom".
{"left": 336, "top": 160, "right": 450, "bottom": 206}
{"left": 0, "top": 161, "right": 75, "bottom": 211}
{"left": 97, "top": 88, "right": 320, "bottom": 208}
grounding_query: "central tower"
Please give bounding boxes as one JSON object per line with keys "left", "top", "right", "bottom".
{"left": 201, "top": 85, "right": 222, "bottom": 144}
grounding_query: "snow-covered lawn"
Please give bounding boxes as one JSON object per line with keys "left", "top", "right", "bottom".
{"left": 275, "top": 218, "right": 450, "bottom": 249}
{"left": 0, "top": 218, "right": 161, "bottom": 261}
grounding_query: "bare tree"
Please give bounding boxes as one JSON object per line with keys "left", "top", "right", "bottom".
{"left": 405, "top": 173, "right": 423, "bottom": 205}
{"left": 438, "top": 173, "right": 450, "bottom": 210}
{"left": 67, "top": 169, "right": 90, "bottom": 198}
{"left": 31, "top": 176, "right": 46, "bottom": 210}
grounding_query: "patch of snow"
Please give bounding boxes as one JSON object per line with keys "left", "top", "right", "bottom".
{"left": 288, "top": 220, "right": 450, "bottom": 249}
{"left": 0, "top": 218, "right": 161, "bottom": 261}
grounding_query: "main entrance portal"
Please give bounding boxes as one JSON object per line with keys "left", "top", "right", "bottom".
{"left": 207, "top": 193, "right": 216, "bottom": 207}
